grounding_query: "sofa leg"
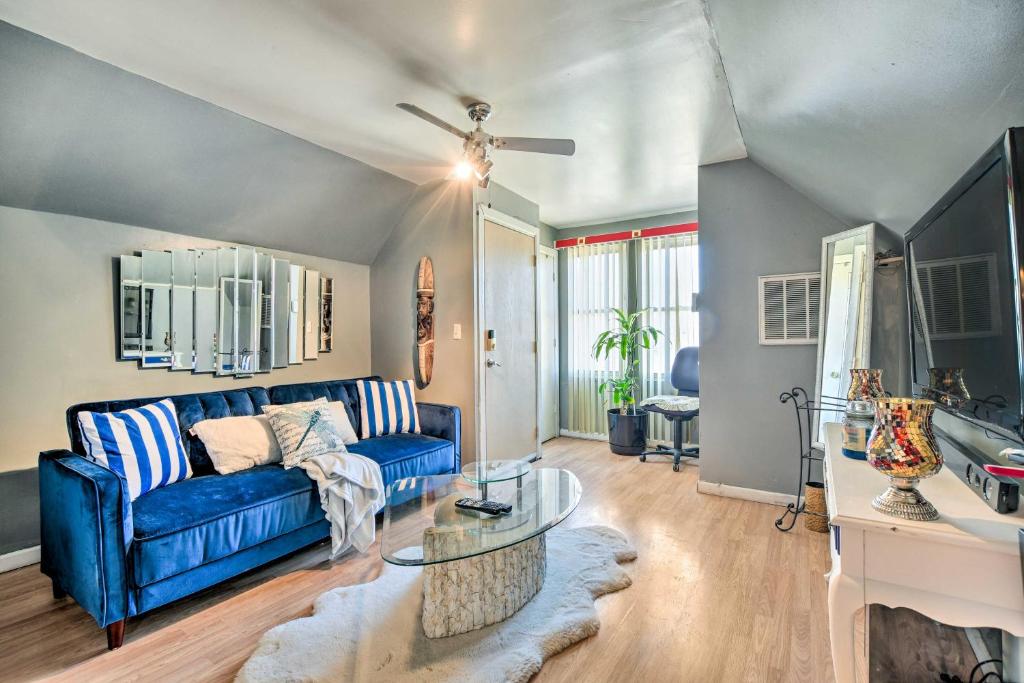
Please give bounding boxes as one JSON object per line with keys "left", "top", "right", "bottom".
{"left": 51, "top": 581, "right": 67, "bottom": 599}
{"left": 107, "top": 619, "right": 126, "bottom": 650}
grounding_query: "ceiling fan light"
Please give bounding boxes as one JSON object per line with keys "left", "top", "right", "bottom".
{"left": 475, "top": 159, "right": 493, "bottom": 181}
{"left": 453, "top": 160, "right": 473, "bottom": 180}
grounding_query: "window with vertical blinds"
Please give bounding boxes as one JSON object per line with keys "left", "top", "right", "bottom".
{"left": 565, "top": 241, "right": 629, "bottom": 437}
{"left": 639, "top": 233, "right": 699, "bottom": 442}
{"left": 564, "top": 233, "right": 698, "bottom": 441}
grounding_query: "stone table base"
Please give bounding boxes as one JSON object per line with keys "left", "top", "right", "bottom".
{"left": 421, "top": 532, "right": 546, "bottom": 638}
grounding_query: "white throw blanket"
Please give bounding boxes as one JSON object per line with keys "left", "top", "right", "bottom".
{"left": 298, "top": 451, "right": 385, "bottom": 559}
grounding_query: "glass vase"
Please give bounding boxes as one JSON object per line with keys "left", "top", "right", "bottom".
{"left": 866, "top": 398, "right": 943, "bottom": 521}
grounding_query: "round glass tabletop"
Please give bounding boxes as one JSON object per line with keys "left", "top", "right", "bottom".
{"left": 460, "top": 458, "right": 533, "bottom": 484}
{"left": 381, "top": 468, "right": 581, "bottom": 566}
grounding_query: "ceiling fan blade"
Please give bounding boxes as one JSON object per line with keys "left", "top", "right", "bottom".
{"left": 396, "top": 103, "right": 468, "bottom": 139}
{"left": 493, "top": 136, "right": 575, "bottom": 156}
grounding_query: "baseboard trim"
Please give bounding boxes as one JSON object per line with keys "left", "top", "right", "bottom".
{"left": 558, "top": 429, "right": 607, "bottom": 442}
{"left": 696, "top": 480, "right": 797, "bottom": 507}
{"left": 0, "top": 545, "right": 40, "bottom": 573}
{"left": 556, "top": 430, "right": 676, "bottom": 450}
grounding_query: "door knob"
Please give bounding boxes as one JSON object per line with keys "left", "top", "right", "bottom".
{"left": 486, "top": 359, "right": 502, "bottom": 368}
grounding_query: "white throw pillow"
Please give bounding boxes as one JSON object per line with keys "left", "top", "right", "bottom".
{"left": 327, "top": 401, "right": 359, "bottom": 445}
{"left": 263, "top": 398, "right": 349, "bottom": 469}
{"left": 190, "top": 415, "right": 282, "bottom": 475}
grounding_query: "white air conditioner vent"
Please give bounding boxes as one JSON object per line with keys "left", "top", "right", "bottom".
{"left": 758, "top": 272, "right": 821, "bottom": 345}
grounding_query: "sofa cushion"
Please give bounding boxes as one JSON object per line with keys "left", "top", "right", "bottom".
{"left": 268, "top": 378, "right": 380, "bottom": 436}
{"left": 347, "top": 433, "right": 456, "bottom": 486}
{"left": 130, "top": 465, "right": 323, "bottom": 586}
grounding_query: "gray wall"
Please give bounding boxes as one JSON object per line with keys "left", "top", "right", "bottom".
{"left": 697, "top": 158, "right": 850, "bottom": 495}
{"left": 371, "top": 180, "right": 542, "bottom": 465}
{"left": 0, "top": 206, "right": 373, "bottom": 474}
{"left": 371, "top": 180, "right": 478, "bottom": 462}
{"left": 0, "top": 20, "right": 415, "bottom": 266}
{"left": 0, "top": 206, "right": 375, "bottom": 552}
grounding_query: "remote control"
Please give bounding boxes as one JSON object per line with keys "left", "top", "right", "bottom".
{"left": 455, "top": 497, "right": 512, "bottom": 515}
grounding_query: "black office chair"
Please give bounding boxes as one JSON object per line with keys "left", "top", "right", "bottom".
{"left": 640, "top": 347, "right": 699, "bottom": 472}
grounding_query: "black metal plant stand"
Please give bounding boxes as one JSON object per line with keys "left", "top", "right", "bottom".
{"left": 774, "top": 387, "right": 846, "bottom": 532}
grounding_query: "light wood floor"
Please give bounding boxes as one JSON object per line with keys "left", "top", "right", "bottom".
{"left": 0, "top": 438, "right": 836, "bottom": 682}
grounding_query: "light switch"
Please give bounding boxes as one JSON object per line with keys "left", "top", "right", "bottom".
{"left": 452, "top": 323, "right": 462, "bottom": 340}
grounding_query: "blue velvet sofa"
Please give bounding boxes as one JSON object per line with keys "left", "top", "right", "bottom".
{"left": 38, "top": 377, "right": 460, "bottom": 649}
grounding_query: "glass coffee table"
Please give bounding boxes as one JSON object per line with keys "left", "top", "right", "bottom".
{"left": 381, "top": 468, "right": 581, "bottom": 638}
{"left": 460, "top": 458, "right": 532, "bottom": 499}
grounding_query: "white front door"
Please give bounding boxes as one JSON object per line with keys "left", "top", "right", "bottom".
{"left": 481, "top": 216, "right": 539, "bottom": 463}
{"left": 539, "top": 247, "right": 559, "bottom": 441}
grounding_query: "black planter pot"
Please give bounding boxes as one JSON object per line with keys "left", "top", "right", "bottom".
{"left": 606, "top": 408, "right": 649, "bottom": 455}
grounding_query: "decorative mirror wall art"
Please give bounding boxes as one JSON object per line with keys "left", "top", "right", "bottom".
{"left": 117, "top": 245, "right": 333, "bottom": 378}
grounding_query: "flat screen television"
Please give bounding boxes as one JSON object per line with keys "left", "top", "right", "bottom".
{"left": 905, "top": 127, "right": 1024, "bottom": 442}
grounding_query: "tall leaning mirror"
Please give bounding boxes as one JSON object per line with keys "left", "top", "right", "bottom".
{"left": 813, "top": 223, "right": 876, "bottom": 445}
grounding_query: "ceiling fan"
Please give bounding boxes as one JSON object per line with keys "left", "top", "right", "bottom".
{"left": 397, "top": 101, "right": 575, "bottom": 188}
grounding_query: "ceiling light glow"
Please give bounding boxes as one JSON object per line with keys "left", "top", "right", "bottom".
{"left": 453, "top": 160, "right": 473, "bottom": 180}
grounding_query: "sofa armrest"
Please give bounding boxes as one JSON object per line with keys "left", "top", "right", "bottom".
{"left": 39, "top": 450, "right": 132, "bottom": 628}
{"left": 418, "top": 403, "right": 461, "bottom": 471}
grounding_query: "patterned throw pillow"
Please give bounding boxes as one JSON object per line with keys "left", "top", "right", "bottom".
{"left": 263, "top": 398, "right": 348, "bottom": 468}
{"left": 356, "top": 379, "right": 420, "bottom": 439}
{"left": 77, "top": 398, "right": 192, "bottom": 501}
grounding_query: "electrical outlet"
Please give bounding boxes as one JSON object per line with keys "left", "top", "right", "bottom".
{"left": 452, "top": 323, "right": 462, "bottom": 340}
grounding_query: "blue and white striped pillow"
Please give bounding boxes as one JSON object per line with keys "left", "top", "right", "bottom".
{"left": 356, "top": 379, "right": 420, "bottom": 438}
{"left": 77, "top": 399, "right": 192, "bottom": 501}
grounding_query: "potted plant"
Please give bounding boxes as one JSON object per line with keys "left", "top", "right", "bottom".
{"left": 593, "top": 308, "right": 661, "bottom": 455}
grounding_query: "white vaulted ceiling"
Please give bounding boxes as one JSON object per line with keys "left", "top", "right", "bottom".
{"left": 0, "top": 0, "right": 747, "bottom": 227}
{"left": 707, "top": 0, "right": 1024, "bottom": 233}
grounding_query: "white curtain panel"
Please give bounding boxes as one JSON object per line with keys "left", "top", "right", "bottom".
{"left": 639, "top": 233, "right": 699, "bottom": 443}
{"left": 565, "top": 241, "right": 629, "bottom": 437}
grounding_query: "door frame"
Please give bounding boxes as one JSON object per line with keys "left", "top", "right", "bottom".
{"left": 538, "top": 244, "right": 560, "bottom": 441}
{"left": 473, "top": 205, "right": 542, "bottom": 465}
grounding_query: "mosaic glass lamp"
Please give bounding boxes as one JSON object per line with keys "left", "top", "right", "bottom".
{"left": 866, "top": 398, "right": 943, "bottom": 521}
{"left": 923, "top": 367, "right": 971, "bottom": 409}
{"left": 847, "top": 368, "right": 885, "bottom": 401}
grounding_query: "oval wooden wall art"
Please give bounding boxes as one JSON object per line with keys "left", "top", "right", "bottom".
{"left": 416, "top": 256, "right": 435, "bottom": 388}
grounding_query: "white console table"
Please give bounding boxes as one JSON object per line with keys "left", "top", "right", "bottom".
{"left": 823, "top": 422, "right": 1024, "bottom": 682}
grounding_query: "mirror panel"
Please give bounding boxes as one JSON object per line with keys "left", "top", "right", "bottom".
{"left": 235, "top": 247, "right": 258, "bottom": 376}
{"left": 193, "top": 249, "right": 218, "bottom": 373}
{"left": 288, "top": 264, "right": 304, "bottom": 364}
{"left": 814, "top": 224, "right": 875, "bottom": 444}
{"left": 257, "top": 253, "right": 274, "bottom": 373}
{"left": 170, "top": 249, "right": 195, "bottom": 370}
{"left": 319, "top": 276, "right": 334, "bottom": 353}
{"left": 120, "top": 255, "right": 143, "bottom": 359}
{"left": 141, "top": 250, "right": 173, "bottom": 368}
{"left": 273, "top": 258, "right": 290, "bottom": 368}
{"left": 217, "top": 248, "right": 238, "bottom": 376}
{"left": 304, "top": 269, "right": 320, "bottom": 360}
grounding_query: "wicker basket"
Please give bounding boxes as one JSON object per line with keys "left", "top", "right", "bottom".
{"left": 803, "top": 482, "right": 829, "bottom": 533}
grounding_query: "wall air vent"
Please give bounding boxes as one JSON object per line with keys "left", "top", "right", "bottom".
{"left": 758, "top": 272, "right": 821, "bottom": 345}
{"left": 912, "top": 253, "right": 1000, "bottom": 341}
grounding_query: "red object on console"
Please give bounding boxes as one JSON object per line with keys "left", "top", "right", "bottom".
{"left": 983, "top": 464, "right": 1024, "bottom": 479}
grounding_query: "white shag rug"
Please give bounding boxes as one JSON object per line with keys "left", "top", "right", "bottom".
{"left": 237, "top": 525, "right": 637, "bottom": 683}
